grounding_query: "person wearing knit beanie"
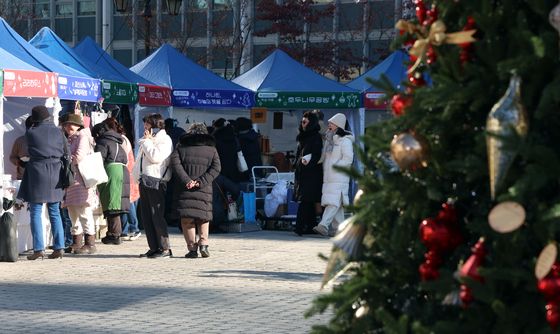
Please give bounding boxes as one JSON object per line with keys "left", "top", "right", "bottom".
{"left": 313, "top": 112, "right": 354, "bottom": 237}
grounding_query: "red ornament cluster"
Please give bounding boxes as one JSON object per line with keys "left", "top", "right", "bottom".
{"left": 418, "top": 203, "right": 463, "bottom": 281}
{"left": 459, "top": 16, "right": 476, "bottom": 64}
{"left": 537, "top": 263, "right": 560, "bottom": 330}
{"left": 390, "top": 94, "right": 412, "bottom": 116}
{"left": 414, "top": 0, "right": 437, "bottom": 27}
{"left": 459, "top": 238, "right": 486, "bottom": 306}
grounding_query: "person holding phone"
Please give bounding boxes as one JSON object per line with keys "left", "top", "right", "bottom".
{"left": 133, "top": 114, "right": 173, "bottom": 258}
{"left": 294, "top": 111, "right": 323, "bottom": 236}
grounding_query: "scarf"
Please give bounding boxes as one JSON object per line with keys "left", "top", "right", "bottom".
{"left": 325, "top": 130, "right": 335, "bottom": 153}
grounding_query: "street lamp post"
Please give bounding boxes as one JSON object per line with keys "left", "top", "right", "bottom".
{"left": 166, "top": 0, "right": 183, "bottom": 15}
{"left": 114, "top": 0, "right": 129, "bottom": 12}
{"left": 144, "top": 0, "right": 153, "bottom": 56}
{"left": 113, "top": 0, "right": 182, "bottom": 58}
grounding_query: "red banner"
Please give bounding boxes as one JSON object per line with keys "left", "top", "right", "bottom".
{"left": 3, "top": 69, "right": 57, "bottom": 97}
{"left": 138, "top": 84, "right": 172, "bottom": 106}
{"left": 364, "top": 92, "right": 388, "bottom": 110}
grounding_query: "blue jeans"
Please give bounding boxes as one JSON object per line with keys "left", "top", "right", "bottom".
{"left": 60, "top": 206, "right": 73, "bottom": 247}
{"left": 29, "top": 202, "right": 65, "bottom": 251}
{"left": 121, "top": 200, "right": 140, "bottom": 235}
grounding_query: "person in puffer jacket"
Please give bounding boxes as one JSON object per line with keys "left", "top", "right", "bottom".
{"left": 92, "top": 121, "right": 130, "bottom": 245}
{"left": 170, "top": 123, "right": 220, "bottom": 259}
{"left": 313, "top": 113, "right": 354, "bottom": 237}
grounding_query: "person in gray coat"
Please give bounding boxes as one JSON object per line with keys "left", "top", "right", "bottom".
{"left": 170, "top": 123, "right": 221, "bottom": 258}
{"left": 17, "top": 106, "right": 67, "bottom": 260}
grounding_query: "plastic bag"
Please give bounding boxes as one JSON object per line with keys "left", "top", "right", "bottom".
{"left": 0, "top": 198, "right": 18, "bottom": 262}
{"left": 270, "top": 181, "right": 288, "bottom": 204}
{"left": 242, "top": 192, "right": 256, "bottom": 223}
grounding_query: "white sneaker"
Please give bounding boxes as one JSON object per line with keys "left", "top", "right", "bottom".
{"left": 129, "top": 231, "right": 142, "bottom": 241}
{"left": 313, "top": 224, "right": 329, "bottom": 237}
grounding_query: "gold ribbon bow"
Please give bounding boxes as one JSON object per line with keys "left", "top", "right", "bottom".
{"left": 396, "top": 19, "right": 477, "bottom": 73}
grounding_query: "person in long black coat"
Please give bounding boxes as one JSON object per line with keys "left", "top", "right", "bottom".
{"left": 235, "top": 117, "right": 262, "bottom": 180}
{"left": 170, "top": 123, "right": 221, "bottom": 258}
{"left": 92, "top": 122, "right": 130, "bottom": 245}
{"left": 17, "top": 106, "right": 67, "bottom": 260}
{"left": 294, "top": 111, "right": 324, "bottom": 236}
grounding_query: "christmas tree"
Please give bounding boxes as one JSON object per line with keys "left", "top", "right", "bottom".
{"left": 307, "top": 0, "right": 560, "bottom": 333}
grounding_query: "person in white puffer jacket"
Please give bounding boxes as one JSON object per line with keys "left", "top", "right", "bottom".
{"left": 132, "top": 113, "right": 173, "bottom": 258}
{"left": 313, "top": 113, "right": 354, "bottom": 237}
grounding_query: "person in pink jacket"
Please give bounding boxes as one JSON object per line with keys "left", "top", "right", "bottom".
{"left": 61, "top": 113, "right": 99, "bottom": 254}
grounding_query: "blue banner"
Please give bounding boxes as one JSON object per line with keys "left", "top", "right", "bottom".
{"left": 172, "top": 89, "right": 254, "bottom": 108}
{"left": 58, "top": 75, "right": 101, "bottom": 102}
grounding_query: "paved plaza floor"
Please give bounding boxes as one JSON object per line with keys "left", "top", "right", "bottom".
{"left": 0, "top": 229, "right": 333, "bottom": 333}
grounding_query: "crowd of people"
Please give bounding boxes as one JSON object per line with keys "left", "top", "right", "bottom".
{"left": 11, "top": 105, "right": 354, "bottom": 260}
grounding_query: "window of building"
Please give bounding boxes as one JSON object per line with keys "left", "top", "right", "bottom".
{"left": 56, "top": 1, "right": 73, "bottom": 17}
{"left": 190, "top": 0, "right": 208, "bottom": 10}
{"left": 213, "top": 0, "right": 232, "bottom": 10}
{"left": 34, "top": 0, "right": 50, "bottom": 19}
{"left": 78, "top": 0, "right": 96, "bottom": 15}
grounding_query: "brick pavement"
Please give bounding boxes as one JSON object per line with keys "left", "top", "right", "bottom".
{"left": 0, "top": 229, "right": 333, "bottom": 333}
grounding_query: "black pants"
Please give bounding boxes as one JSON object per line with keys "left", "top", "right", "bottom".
{"left": 139, "top": 184, "right": 170, "bottom": 251}
{"left": 295, "top": 201, "right": 317, "bottom": 235}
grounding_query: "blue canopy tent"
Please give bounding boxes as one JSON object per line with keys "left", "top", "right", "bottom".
{"left": 233, "top": 49, "right": 361, "bottom": 153}
{"left": 0, "top": 18, "right": 102, "bottom": 182}
{"left": 347, "top": 50, "right": 408, "bottom": 111}
{"left": 0, "top": 19, "right": 100, "bottom": 103}
{"left": 73, "top": 36, "right": 174, "bottom": 145}
{"left": 130, "top": 43, "right": 254, "bottom": 128}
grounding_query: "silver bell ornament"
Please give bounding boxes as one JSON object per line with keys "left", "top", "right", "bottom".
{"left": 486, "top": 74, "right": 528, "bottom": 200}
{"left": 550, "top": 1, "right": 560, "bottom": 35}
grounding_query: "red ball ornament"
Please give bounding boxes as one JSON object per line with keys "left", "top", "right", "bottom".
{"left": 436, "top": 203, "right": 458, "bottom": 225}
{"left": 538, "top": 277, "right": 560, "bottom": 303}
{"left": 390, "top": 94, "right": 412, "bottom": 116}
{"left": 459, "top": 285, "right": 473, "bottom": 306}
{"left": 408, "top": 71, "right": 426, "bottom": 87}
{"left": 547, "top": 303, "right": 560, "bottom": 330}
{"left": 414, "top": 0, "right": 426, "bottom": 24}
{"left": 423, "top": 5, "right": 438, "bottom": 26}
{"left": 426, "top": 45, "right": 437, "bottom": 65}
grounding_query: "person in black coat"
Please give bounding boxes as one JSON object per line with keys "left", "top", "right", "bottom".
{"left": 17, "top": 106, "right": 67, "bottom": 260}
{"left": 294, "top": 111, "right": 323, "bottom": 236}
{"left": 235, "top": 117, "right": 262, "bottom": 180}
{"left": 92, "top": 122, "right": 130, "bottom": 245}
{"left": 211, "top": 119, "right": 241, "bottom": 226}
{"left": 170, "top": 123, "right": 221, "bottom": 258}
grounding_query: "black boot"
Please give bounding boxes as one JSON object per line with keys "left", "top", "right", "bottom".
{"left": 199, "top": 245, "right": 210, "bottom": 258}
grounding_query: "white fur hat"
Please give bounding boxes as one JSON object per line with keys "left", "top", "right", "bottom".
{"left": 328, "top": 113, "right": 346, "bottom": 129}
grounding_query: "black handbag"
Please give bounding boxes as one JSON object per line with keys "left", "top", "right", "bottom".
{"left": 60, "top": 136, "right": 74, "bottom": 189}
{"left": 139, "top": 155, "right": 168, "bottom": 191}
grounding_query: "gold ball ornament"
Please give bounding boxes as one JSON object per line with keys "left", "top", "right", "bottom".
{"left": 536, "top": 243, "right": 558, "bottom": 280}
{"left": 488, "top": 201, "right": 526, "bottom": 233}
{"left": 390, "top": 132, "right": 429, "bottom": 171}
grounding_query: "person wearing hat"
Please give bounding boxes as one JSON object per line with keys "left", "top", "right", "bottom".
{"left": 313, "top": 113, "right": 354, "bottom": 237}
{"left": 17, "top": 105, "right": 67, "bottom": 260}
{"left": 170, "top": 122, "right": 221, "bottom": 258}
{"left": 60, "top": 113, "right": 99, "bottom": 254}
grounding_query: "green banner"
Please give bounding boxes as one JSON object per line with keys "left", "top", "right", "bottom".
{"left": 102, "top": 80, "right": 138, "bottom": 104}
{"left": 255, "top": 91, "right": 361, "bottom": 109}
{"left": 0, "top": 71, "right": 3, "bottom": 96}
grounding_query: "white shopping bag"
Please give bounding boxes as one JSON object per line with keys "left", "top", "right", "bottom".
{"left": 78, "top": 152, "right": 108, "bottom": 188}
